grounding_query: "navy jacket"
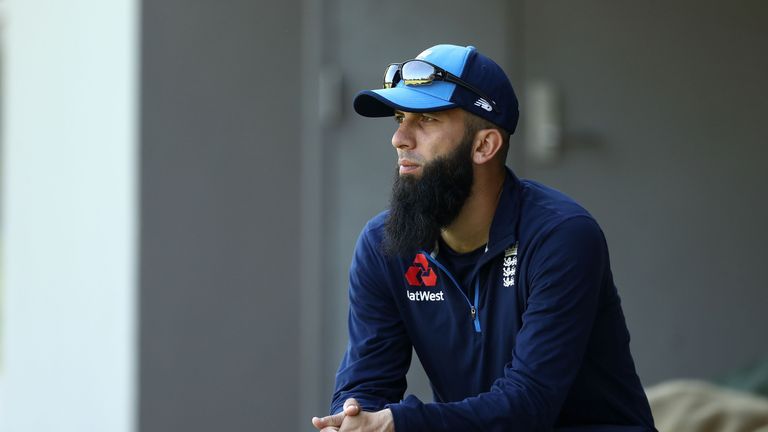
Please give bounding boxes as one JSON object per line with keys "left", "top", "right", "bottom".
{"left": 332, "top": 169, "right": 656, "bottom": 431}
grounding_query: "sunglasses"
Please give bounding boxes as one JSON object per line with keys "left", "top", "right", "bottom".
{"left": 383, "top": 59, "right": 499, "bottom": 113}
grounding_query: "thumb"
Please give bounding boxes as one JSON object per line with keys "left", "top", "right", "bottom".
{"left": 311, "top": 411, "right": 345, "bottom": 430}
{"left": 343, "top": 398, "right": 361, "bottom": 416}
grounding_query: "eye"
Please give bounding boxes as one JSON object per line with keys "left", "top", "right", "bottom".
{"left": 420, "top": 114, "right": 436, "bottom": 122}
{"left": 394, "top": 114, "right": 404, "bottom": 124}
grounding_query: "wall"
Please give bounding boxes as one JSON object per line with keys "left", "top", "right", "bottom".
{"left": 0, "top": 0, "right": 138, "bottom": 430}
{"left": 139, "top": 0, "right": 303, "bottom": 430}
{"left": 522, "top": 0, "right": 768, "bottom": 384}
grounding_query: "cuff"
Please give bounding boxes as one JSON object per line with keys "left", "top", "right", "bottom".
{"left": 386, "top": 395, "right": 424, "bottom": 432}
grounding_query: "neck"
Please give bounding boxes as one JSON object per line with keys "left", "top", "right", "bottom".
{"left": 441, "top": 166, "right": 505, "bottom": 253}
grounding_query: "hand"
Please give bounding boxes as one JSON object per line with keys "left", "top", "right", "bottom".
{"left": 338, "top": 408, "right": 394, "bottom": 432}
{"left": 312, "top": 398, "right": 361, "bottom": 431}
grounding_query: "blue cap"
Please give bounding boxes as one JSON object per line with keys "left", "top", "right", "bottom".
{"left": 353, "top": 44, "right": 519, "bottom": 135}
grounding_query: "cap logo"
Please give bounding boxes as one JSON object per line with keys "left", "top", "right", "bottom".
{"left": 415, "top": 49, "right": 433, "bottom": 60}
{"left": 474, "top": 98, "right": 492, "bottom": 112}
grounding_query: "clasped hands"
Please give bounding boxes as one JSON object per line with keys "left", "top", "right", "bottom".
{"left": 311, "top": 398, "right": 394, "bottom": 432}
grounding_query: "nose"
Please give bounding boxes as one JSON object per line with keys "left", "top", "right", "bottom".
{"left": 391, "top": 122, "right": 415, "bottom": 150}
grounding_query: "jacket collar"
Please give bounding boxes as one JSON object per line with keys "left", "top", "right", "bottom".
{"left": 428, "top": 167, "right": 522, "bottom": 268}
{"left": 486, "top": 167, "right": 522, "bottom": 255}
{"left": 460, "top": 167, "right": 521, "bottom": 273}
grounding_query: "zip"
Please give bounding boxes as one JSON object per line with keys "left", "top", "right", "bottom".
{"left": 472, "top": 279, "right": 481, "bottom": 332}
{"left": 421, "top": 251, "right": 482, "bottom": 333}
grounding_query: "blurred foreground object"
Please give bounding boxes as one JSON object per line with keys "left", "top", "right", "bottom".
{"left": 647, "top": 380, "right": 768, "bottom": 432}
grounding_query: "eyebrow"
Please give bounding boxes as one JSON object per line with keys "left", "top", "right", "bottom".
{"left": 394, "top": 110, "right": 441, "bottom": 117}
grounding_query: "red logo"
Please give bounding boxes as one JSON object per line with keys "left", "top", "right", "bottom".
{"left": 405, "top": 253, "right": 437, "bottom": 287}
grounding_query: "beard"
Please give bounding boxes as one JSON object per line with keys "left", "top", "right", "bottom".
{"left": 383, "top": 133, "right": 475, "bottom": 257}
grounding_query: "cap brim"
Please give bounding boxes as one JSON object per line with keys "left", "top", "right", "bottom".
{"left": 353, "top": 87, "right": 457, "bottom": 117}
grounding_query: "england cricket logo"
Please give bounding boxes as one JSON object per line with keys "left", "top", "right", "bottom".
{"left": 502, "top": 244, "right": 518, "bottom": 287}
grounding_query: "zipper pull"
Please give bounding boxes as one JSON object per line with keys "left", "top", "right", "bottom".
{"left": 471, "top": 278, "right": 482, "bottom": 333}
{"left": 470, "top": 306, "right": 481, "bottom": 333}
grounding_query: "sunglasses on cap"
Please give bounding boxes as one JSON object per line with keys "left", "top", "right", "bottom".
{"left": 383, "top": 59, "right": 499, "bottom": 113}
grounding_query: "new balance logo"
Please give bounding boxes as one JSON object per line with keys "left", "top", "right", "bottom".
{"left": 474, "top": 98, "right": 492, "bottom": 112}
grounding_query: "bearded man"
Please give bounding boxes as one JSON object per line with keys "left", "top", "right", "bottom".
{"left": 311, "top": 44, "right": 656, "bottom": 432}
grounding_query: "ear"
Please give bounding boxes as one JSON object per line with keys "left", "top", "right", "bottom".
{"left": 472, "top": 128, "right": 504, "bottom": 165}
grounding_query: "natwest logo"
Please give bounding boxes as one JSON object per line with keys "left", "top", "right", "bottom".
{"left": 405, "top": 253, "right": 437, "bottom": 287}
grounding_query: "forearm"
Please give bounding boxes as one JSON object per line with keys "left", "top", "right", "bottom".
{"left": 387, "top": 380, "right": 550, "bottom": 432}
{"left": 332, "top": 222, "right": 412, "bottom": 415}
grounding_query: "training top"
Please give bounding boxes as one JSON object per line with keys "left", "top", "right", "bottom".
{"left": 331, "top": 168, "right": 656, "bottom": 432}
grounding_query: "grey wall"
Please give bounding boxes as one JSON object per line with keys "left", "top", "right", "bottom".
{"left": 140, "top": 1, "right": 302, "bottom": 430}
{"left": 521, "top": 0, "right": 768, "bottom": 384}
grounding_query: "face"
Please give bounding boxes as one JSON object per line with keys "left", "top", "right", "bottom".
{"left": 383, "top": 109, "right": 477, "bottom": 257}
{"left": 391, "top": 108, "right": 468, "bottom": 177}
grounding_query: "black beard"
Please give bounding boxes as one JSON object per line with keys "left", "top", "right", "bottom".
{"left": 383, "top": 135, "right": 475, "bottom": 257}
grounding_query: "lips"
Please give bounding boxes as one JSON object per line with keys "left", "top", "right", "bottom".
{"left": 399, "top": 159, "right": 420, "bottom": 167}
{"left": 398, "top": 159, "right": 421, "bottom": 174}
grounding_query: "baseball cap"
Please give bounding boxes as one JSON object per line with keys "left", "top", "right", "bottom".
{"left": 353, "top": 44, "right": 519, "bottom": 135}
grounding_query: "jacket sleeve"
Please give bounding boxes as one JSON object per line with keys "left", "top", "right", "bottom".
{"left": 387, "top": 216, "right": 607, "bottom": 431}
{"left": 330, "top": 223, "right": 413, "bottom": 415}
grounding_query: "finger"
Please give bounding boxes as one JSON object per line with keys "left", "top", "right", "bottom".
{"left": 311, "top": 417, "right": 323, "bottom": 430}
{"left": 343, "top": 398, "right": 361, "bottom": 416}
{"left": 320, "top": 428, "right": 339, "bottom": 432}
{"left": 343, "top": 404, "right": 360, "bottom": 416}
{"left": 312, "top": 412, "right": 345, "bottom": 429}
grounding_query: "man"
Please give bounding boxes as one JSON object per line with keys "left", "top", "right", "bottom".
{"left": 311, "top": 44, "right": 656, "bottom": 431}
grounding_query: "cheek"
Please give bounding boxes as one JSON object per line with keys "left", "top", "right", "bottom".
{"left": 423, "top": 133, "right": 453, "bottom": 158}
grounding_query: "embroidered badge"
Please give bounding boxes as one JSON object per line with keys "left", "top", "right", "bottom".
{"left": 502, "top": 244, "right": 518, "bottom": 287}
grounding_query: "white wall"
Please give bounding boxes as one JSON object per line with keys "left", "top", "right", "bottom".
{"left": 0, "top": 0, "right": 138, "bottom": 431}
